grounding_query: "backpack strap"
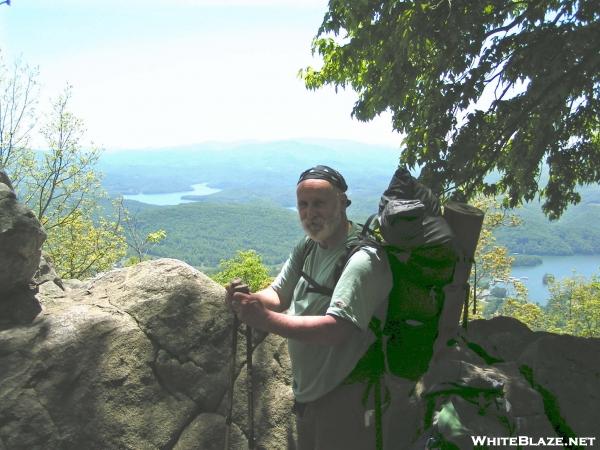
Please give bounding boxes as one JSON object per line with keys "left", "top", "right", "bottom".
{"left": 299, "top": 220, "right": 379, "bottom": 297}
{"left": 299, "top": 237, "right": 350, "bottom": 297}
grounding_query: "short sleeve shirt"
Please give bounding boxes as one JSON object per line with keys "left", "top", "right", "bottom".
{"left": 271, "top": 223, "right": 393, "bottom": 402}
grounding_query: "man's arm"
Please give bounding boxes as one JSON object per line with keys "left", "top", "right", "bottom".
{"left": 225, "top": 281, "right": 288, "bottom": 313}
{"left": 252, "top": 286, "right": 288, "bottom": 312}
{"left": 230, "top": 290, "right": 357, "bottom": 346}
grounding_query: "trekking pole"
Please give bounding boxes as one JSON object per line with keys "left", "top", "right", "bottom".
{"left": 246, "top": 322, "right": 255, "bottom": 449}
{"left": 224, "top": 314, "right": 239, "bottom": 450}
{"left": 224, "top": 282, "right": 255, "bottom": 449}
{"left": 231, "top": 283, "right": 255, "bottom": 449}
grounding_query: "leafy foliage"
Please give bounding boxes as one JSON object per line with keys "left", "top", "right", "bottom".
{"left": 468, "top": 196, "right": 524, "bottom": 317}
{"left": 0, "top": 54, "right": 38, "bottom": 188}
{"left": 500, "top": 298, "right": 546, "bottom": 330}
{"left": 302, "top": 0, "right": 600, "bottom": 218}
{"left": 44, "top": 208, "right": 127, "bottom": 279}
{"left": 498, "top": 274, "right": 600, "bottom": 337}
{"left": 1, "top": 57, "right": 127, "bottom": 279}
{"left": 211, "top": 250, "right": 272, "bottom": 292}
{"left": 23, "top": 87, "right": 103, "bottom": 229}
{"left": 544, "top": 274, "right": 600, "bottom": 337}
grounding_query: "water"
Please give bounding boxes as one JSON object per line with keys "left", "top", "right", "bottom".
{"left": 122, "top": 183, "right": 221, "bottom": 205}
{"left": 510, "top": 254, "right": 600, "bottom": 305}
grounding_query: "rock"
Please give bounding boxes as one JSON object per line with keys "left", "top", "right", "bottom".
{"left": 466, "top": 316, "right": 544, "bottom": 361}
{"left": 518, "top": 333, "right": 600, "bottom": 437}
{"left": 411, "top": 340, "right": 557, "bottom": 450}
{"left": 215, "top": 332, "right": 296, "bottom": 450}
{"left": 0, "top": 286, "right": 42, "bottom": 328}
{"left": 173, "top": 413, "right": 247, "bottom": 450}
{"left": 0, "top": 259, "right": 295, "bottom": 449}
{"left": 0, "top": 179, "right": 46, "bottom": 294}
{"left": 0, "top": 169, "right": 14, "bottom": 191}
{"left": 33, "top": 253, "right": 64, "bottom": 290}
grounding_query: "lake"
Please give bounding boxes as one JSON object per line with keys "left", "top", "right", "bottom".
{"left": 122, "top": 183, "right": 221, "bottom": 205}
{"left": 510, "top": 254, "right": 600, "bottom": 305}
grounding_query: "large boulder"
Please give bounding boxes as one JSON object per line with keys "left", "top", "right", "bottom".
{"left": 0, "top": 177, "right": 46, "bottom": 293}
{"left": 0, "top": 259, "right": 295, "bottom": 450}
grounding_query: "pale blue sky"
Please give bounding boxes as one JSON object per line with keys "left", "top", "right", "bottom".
{"left": 1, "top": 0, "right": 400, "bottom": 150}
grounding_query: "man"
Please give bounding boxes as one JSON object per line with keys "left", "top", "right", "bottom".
{"left": 226, "top": 165, "right": 392, "bottom": 450}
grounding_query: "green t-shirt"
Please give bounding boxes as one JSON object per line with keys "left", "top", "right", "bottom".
{"left": 271, "top": 223, "right": 393, "bottom": 402}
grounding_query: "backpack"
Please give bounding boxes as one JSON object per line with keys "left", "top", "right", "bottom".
{"left": 301, "top": 167, "right": 457, "bottom": 380}
{"left": 299, "top": 166, "right": 484, "bottom": 449}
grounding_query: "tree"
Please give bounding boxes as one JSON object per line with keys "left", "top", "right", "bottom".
{"left": 21, "top": 87, "right": 128, "bottom": 279}
{"left": 44, "top": 209, "right": 126, "bottom": 279}
{"left": 122, "top": 204, "right": 167, "bottom": 265}
{"left": 22, "top": 86, "right": 103, "bottom": 230}
{"left": 469, "top": 196, "right": 525, "bottom": 318}
{"left": 499, "top": 298, "right": 546, "bottom": 330}
{"left": 0, "top": 54, "right": 38, "bottom": 189}
{"left": 499, "top": 273, "right": 600, "bottom": 336}
{"left": 302, "top": 0, "right": 600, "bottom": 219}
{"left": 211, "top": 250, "right": 272, "bottom": 292}
{"left": 544, "top": 274, "right": 600, "bottom": 337}
{"left": 0, "top": 58, "right": 128, "bottom": 279}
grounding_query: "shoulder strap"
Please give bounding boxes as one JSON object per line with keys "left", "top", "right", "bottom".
{"left": 300, "top": 238, "right": 338, "bottom": 296}
{"left": 299, "top": 218, "right": 382, "bottom": 297}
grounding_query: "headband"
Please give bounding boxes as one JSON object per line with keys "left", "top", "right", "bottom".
{"left": 297, "top": 165, "right": 351, "bottom": 206}
{"left": 297, "top": 165, "right": 348, "bottom": 191}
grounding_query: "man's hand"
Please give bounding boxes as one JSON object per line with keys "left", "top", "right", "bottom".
{"left": 225, "top": 278, "right": 250, "bottom": 311}
{"left": 230, "top": 290, "right": 270, "bottom": 330}
{"left": 225, "top": 278, "right": 270, "bottom": 330}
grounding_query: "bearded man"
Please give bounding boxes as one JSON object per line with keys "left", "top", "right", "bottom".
{"left": 226, "top": 165, "right": 392, "bottom": 450}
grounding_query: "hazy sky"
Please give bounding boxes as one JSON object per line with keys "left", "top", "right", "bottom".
{"left": 1, "top": 0, "right": 401, "bottom": 150}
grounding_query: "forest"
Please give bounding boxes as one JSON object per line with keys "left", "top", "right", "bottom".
{"left": 105, "top": 143, "right": 600, "bottom": 272}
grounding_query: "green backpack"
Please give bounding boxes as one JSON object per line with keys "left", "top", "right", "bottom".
{"left": 300, "top": 215, "right": 457, "bottom": 383}
{"left": 301, "top": 167, "right": 458, "bottom": 382}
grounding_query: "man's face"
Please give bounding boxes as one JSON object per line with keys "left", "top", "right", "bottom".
{"left": 296, "top": 179, "right": 346, "bottom": 244}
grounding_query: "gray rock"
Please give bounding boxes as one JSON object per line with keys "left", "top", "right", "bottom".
{"left": 412, "top": 340, "right": 557, "bottom": 450}
{"left": 33, "top": 253, "right": 64, "bottom": 290}
{"left": 174, "top": 413, "right": 247, "bottom": 450}
{"left": 0, "top": 180, "right": 46, "bottom": 294}
{"left": 0, "top": 286, "right": 42, "bottom": 328}
{"left": 518, "top": 333, "right": 600, "bottom": 437}
{"left": 0, "top": 259, "right": 295, "bottom": 450}
{"left": 0, "top": 169, "right": 14, "bottom": 191}
{"left": 466, "top": 316, "right": 542, "bottom": 361}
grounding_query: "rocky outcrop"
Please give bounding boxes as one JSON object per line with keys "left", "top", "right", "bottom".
{"left": 0, "top": 175, "right": 46, "bottom": 326}
{"left": 3, "top": 257, "right": 598, "bottom": 450}
{"left": 0, "top": 178, "right": 46, "bottom": 293}
{"left": 0, "top": 259, "right": 295, "bottom": 450}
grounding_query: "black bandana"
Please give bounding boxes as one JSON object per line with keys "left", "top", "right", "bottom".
{"left": 297, "top": 165, "right": 351, "bottom": 206}
{"left": 297, "top": 165, "right": 348, "bottom": 191}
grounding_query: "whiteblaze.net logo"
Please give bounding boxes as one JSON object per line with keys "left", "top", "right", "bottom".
{"left": 471, "top": 436, "right": 597, "bottom": 447}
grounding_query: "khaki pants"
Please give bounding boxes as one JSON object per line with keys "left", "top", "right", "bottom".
{"left": 294, "top": 382, "right": 376, "bottom": 450}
